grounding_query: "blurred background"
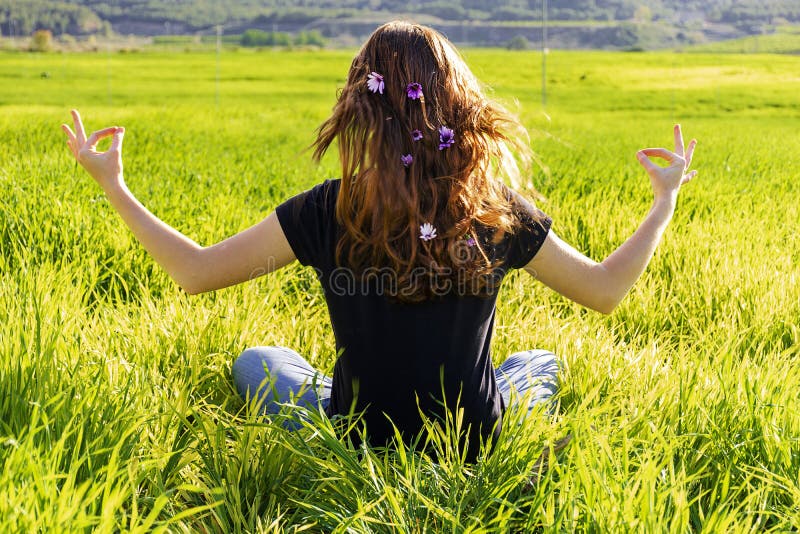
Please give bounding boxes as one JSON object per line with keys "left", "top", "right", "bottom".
{"left": 2, "top": 0, "right": 800, "bottom": 53}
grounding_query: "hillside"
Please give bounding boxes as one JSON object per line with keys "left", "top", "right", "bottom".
{"left": 2, "top": 0, "right": 800, "bottom": 49}
{"left": 687, "top": 25, "right": 800, "bottom": 54}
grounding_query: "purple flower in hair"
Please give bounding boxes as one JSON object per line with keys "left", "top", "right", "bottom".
{"left": 367, "top": 72, "right": 384, "bottom": 94}
{"left": 438, "top": 126, "right": 455, "bottom": 150}
{"left": 401, "top": 153, "right": 413, "bottom": 167}
{"left": 420, "top": 223, "right": 437, "bottom": 241}
{"left": 411, "top": 129, "right": 423, "bottom": 142}
{"left": 406, "top": 82, "right": 423, "bottom": 100}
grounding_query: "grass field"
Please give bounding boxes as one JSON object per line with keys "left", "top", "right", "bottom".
{"left": 1, "top": 47, "right": 799, "bottom": 531}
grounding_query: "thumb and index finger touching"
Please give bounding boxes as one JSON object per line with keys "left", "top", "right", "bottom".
{"left": 60, "top": 109, "right": 125, "bottom": 155}
{"left": 86, "top": 126, "right": 124, "bottom": 151}
{"left": 636, "top": 147, "right": 678, "bottom": 175}
{"left": 637, "top": 124, "right": 698, "bottom": 173}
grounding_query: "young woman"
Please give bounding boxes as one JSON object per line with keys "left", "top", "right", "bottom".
{"left": 62, "top": 21, "right": 697, "bottom": 461}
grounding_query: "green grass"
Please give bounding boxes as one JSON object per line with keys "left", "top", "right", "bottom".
{"left": 1, "top": 48, "right": 799, "bottom": 531}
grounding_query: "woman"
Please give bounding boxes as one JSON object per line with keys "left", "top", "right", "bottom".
{"left": 61, "top": 22, "right": 697, "bottom": 462}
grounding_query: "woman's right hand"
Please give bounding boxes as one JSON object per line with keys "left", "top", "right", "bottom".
{"left": 61, "top": 109, "right": 126, "bottom": 191}
{"left": 636, "top": 124, "right": 698, "bottom": 201}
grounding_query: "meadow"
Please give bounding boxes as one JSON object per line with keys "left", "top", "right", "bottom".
{"left": 0, "top": 46, "right": 799, "bottom": 531}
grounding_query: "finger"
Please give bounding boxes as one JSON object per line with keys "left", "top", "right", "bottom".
{"left": 685, "top": 139, "right": 697, "bottom": 167}
{"left": 61, "top": 123, "right": 76, "bottom": 142}
{"left": 85, "top": 127, "right": 118, "bottom": 149}
{"left": 71, "top": 109, "right": 87, "bottom": 144}
{"left": 640, "top": 148, "right": 679, "bottom": 162}
{"left": 636, "top": 151, "right": 661, "bottom": 174}
{"left": 674, "top": 124, "right": 684, "bottom": 157}
{"left": 680, "top": 170, "right": 698, "bottom": 185}
{"left": 110, "top": 127, "right": 125, "bottom": 152}
{"left": 61, "top": 124, "right": 78, "bottom": 156}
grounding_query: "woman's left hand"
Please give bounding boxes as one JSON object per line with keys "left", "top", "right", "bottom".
{"left": 636, "top": 124, "right": 698, "bottom": 202}
{"left": 61, "top": 109, "right": 126, "bottom": 191}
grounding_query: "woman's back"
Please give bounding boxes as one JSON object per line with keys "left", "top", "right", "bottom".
{"left": 276, "top": 178, "right": 550, "bottom": 456}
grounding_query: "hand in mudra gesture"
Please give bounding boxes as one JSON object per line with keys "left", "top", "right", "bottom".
{"left": 637, "top": 124, "right": 698, "bottom": 201}
{"left": 61, "top": 109, "right": 126, "bottom": 190}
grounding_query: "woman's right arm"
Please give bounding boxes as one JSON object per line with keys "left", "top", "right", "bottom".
{"left": 524, "top": 125, "right": 697, "bottom": 314}
{"left": 62, "top": 110, "right": 296, "bottom": 295}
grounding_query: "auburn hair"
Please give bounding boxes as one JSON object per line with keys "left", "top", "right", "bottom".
{"left": 312, "top": 21, "right": 535, "bottom": 302}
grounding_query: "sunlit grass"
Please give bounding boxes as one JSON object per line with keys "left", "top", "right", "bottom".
{"left": 0, "top": 48, "right": 798, "bottom": 531}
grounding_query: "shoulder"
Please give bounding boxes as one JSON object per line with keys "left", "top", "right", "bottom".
{"left": 301, "top": 178, "right": 341, "bottom": 204}
{"left": 274, "top": 179, "right": 342, "bottom": 268}
{"left": 493, "top": 182, "right": 553, "bottom": 269}
{"left": 306, "top": 178, "right": 341, "bottom": 211}
{"left": 277, "top": 179, "right": 340, "bottom": 219}
{"left": 274, "top": 179, "right": 341, "bottom": 243}
{"left": 496, "top": 181, "right": 550, "bottom": 229}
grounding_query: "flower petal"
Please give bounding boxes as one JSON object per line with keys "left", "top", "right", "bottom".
{"left": 406, "top": 82, "right": 423, "bottom": 100}
{"left": 419, "top": 222, "right": 437, "bottom": 241}
{"left": 367, "top": 72, "right": 384, "bottom": 94}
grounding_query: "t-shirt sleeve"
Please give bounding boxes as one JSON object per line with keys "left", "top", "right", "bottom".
{"left": 275, "top": 180, "right": 339, "bottom": 268}
{"left": 504, "top": 188, "right": 553, "bottom": 270}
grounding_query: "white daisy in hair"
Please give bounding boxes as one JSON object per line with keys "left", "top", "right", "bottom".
{"left": 419, "top": 223, "right": 437, "bottom": 241}
{"left": 366, "top": 72, "right": 384, "bottom": 94}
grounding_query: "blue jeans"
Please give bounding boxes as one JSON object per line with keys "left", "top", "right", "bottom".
{"left": 231, "top": 346, "right": 560, "bottom": 420}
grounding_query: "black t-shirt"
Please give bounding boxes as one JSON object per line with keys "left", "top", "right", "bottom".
{"left": 275, "top": 179, "right": 551, "bottom": 459}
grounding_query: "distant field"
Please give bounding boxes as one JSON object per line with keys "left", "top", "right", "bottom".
{"left": 0, "top": 49, "right": 798, "bottom": 531}
{"left": 688, "top": 26, "right": 800, "bottom": 54}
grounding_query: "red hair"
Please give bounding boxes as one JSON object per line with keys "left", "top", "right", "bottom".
{"left": 312, "top": 21, "right": 536, "bottom": 301}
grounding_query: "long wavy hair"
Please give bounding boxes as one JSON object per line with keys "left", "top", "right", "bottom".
{"left": 312, "top": 21, "right": 535, "bottom": 302}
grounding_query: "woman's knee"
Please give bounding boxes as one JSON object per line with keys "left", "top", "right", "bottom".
{"left": 502, "top": 349, "right": 560, "bottom": 379}
{"left": 231, "top": 346, "right": 331, "bottom": 414}
{"left": 231, "top": 346, "right": 287, "bottom": 397}
{"left": 498, "top": 349, "right": 562, "bottom": 415}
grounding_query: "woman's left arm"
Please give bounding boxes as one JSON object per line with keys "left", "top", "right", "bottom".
{"left": 62, "top": 110, "right": 295, "bottom": 295}
{"left": 525, "top": 198, "right": 677, "bottom": 314}
{"left": 524, "top": 125, "right": 697, "bottom": 314}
